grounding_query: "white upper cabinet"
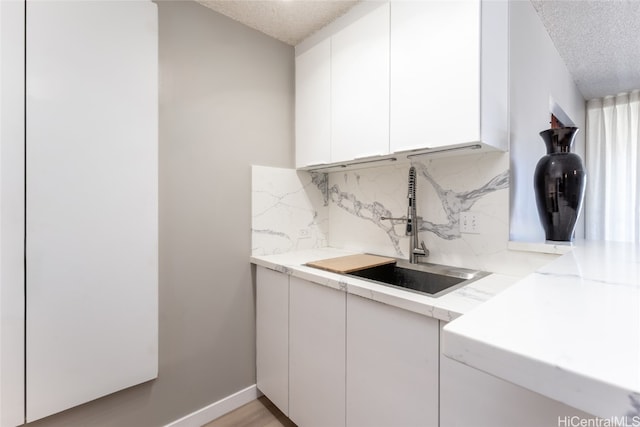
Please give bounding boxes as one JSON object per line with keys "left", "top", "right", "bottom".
{"left": 331, "top": 3, "right": 390, "bottom": 163}
{"left": 294, "top": 0, "right": 508, "bottom": 169}
{"left": 295, "top": 38, "right": 331, "bottom": 168}
{"left": 390, "top": 0, "right": 507, "bottom": 153}
{"left": 390, "top": 0, "right": 479, "bottom": 151}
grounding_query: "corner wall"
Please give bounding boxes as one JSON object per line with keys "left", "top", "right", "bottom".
{"left": 26, "top": 1, "right": 294, "bottom": 426}
{"left": 509, "top": 1, "right": 586, "bottom": 242}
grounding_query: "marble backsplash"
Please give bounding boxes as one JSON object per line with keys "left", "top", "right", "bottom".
{"left": 251, "top": 166, "right": 328, "bottom": 255}
{"left": 327, "top": 152, "right": 510, "bottom": 272}
{"left": 252, "top": 152, "right": 556, "bottom": 275}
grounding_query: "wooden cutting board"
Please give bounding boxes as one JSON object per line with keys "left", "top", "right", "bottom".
{"left": 305, "top": 254, "right": 396, "bottom": 274}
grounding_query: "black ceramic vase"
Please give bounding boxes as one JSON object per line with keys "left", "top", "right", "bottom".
{"left": 534, "top": 127, "right": 586, "bottom": 241}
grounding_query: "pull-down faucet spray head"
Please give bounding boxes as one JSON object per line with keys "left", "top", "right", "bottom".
{"left": 406, "top": 167, "right": 417, "bottom": 235}
{"left": 407, "top": 166, "right": 428, "bottom": 263}
{"left": 408, "top": 166, "right": 417, "bottom": 200}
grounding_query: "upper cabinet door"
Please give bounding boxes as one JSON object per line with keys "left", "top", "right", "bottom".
{"left": 293, "top": 0, "right": 507, "bottom": 168}
{"left": 26, "top": 1, "right": 158, "bottom": 421}
{"left": 390, "top": 0, "right": 481, "bottom": 152}
{"left": 331, "top": 3, "right": 390, "bottom": 163}
{"left": 295, "top": 39, "right": 331, "bottom": 168}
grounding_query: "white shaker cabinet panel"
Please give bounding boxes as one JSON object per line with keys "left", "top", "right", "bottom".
{"left": 289, "top": 277, "right": 346, "bottom": 427}
{"left": 390, "top": 0, "right": 480, "bottom": 152}
{"left": 331, "top": 3, "right": 390, "bottom": 163}
{"left": 26, "top": 1, "right": 158, "bottom": 421}
{"left": 295, "top": 38, "right": 331, "bottom": 168}
{"left": 346, "top": 294, "right": 439, "bottom": 427}
{"left": 256, "top": 267, "right": 289, "bottom": 416}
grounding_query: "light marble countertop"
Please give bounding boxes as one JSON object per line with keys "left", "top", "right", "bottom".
{"left": 443, "top": 240, "right": 640, "bottom": 420}
{"left": 251, "top": 247, "right": 520, "bottom": 322}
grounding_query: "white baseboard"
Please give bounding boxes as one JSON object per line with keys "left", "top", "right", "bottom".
{"left": 164, "top": 384, "right": 262, "bottom": 427}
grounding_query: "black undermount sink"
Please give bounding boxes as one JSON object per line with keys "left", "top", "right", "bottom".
{"left": 346, "top": 259, "right": 490, "bottom": 298}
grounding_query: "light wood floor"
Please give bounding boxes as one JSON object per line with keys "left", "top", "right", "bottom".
{"left": 203, "top": 396, "right": 297, "bottom": 427}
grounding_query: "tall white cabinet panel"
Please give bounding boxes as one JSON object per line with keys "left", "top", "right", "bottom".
{"left": 0, "top": 1, "right": 25, "bottom": 425}
{"left": 346, "top": 295, "right": 439, "bottom": 427}
{"left": 289, "top": 277, "right": 346, "bottom": 427}
{"left": 256, "top": 267, "right": 289, "bottom": 416}
{"left": 390, "top": 0, "right": 480, "bottom": 152}
{"left": 295, "top": 38, "right": 331, "bottom": 168}
{"left": 26, "top": 1, "right": 158, "bottom": 421}
{"left": 331, "top": 3, "right": 389, "bottom": 163}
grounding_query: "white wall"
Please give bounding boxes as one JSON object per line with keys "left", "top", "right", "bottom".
{"left": 0, "top": 1, "right": 25, "bottom": 425}
{"left": 509, "top": 1, "right": 586, "bottom": 242}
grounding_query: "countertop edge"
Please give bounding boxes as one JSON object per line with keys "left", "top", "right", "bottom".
{"left": 442, "top": 323, "right": 637, "bottom": 420}
{"left": 251, "top": 250, "right": 520, "bottom": 323}
{"left": 442, "top": 240, "right": 640, "bottom": 420}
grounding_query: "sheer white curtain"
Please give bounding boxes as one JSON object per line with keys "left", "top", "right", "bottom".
{"left": 586, "top": 90, "right": 640, "bottom": 242}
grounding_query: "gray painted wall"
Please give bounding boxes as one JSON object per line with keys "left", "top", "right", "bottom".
{"left": 27, "top": 1, "right": 294, "bottom": 426}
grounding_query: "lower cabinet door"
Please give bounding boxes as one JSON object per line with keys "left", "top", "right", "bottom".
{"left": 346, "top": 294, "right": 439, "bottom": 427}
{"left": 289, "top": 277, "right": 346, "bottom": 427}
{"left": 256, "top": 267, "right": 290, "bottom": 415}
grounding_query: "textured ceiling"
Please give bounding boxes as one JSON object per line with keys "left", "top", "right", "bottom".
{"left": 531, "top": 0, "right": 640, "bottom": 100}
{"left": 195, "top": 0, "right": 358, "bottom": 46}
{"left": 196, "top": 0, "right": 640, "bottom": 101}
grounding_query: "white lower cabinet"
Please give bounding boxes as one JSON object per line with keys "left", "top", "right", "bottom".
{"left": 256, "top": 266, "right": 290, "bottom": 415}
{"left": 256, "top": 270, "right": 594, "bottom": 427}
{"left": 346, "top": 294, "right": 439, "bottom": 427}
{"left": 289, "top": 277, "right": 346, "bottom": 427}
{"left": 439, "top": 322, "right": 594, "bottom": 427}
{"left": 256, "top": 269, "right": 439, "bottom": 427}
